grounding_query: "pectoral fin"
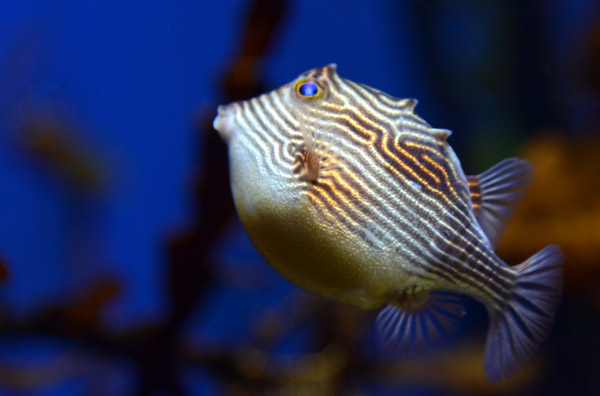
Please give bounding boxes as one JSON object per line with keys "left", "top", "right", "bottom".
{"left": 468, "top": 158, "right": 534, "bottom": 248}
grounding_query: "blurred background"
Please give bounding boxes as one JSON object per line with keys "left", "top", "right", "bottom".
{"left": 0, "top": 0, "right": 599, "bottom": 395}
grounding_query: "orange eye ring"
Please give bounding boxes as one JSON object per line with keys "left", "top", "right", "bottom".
{"left": 293, "top": 78, "right": 325, "bottom": 101}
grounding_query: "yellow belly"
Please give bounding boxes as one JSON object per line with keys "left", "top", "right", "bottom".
{"left": 236, "top": 194, "right": 385, "bottom": 309}
{"left": 229, "top": 140, "right": 395, "bottom": 309}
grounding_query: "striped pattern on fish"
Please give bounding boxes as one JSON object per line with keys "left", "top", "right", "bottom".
{"left": 213, "top": 64, "right": 563, "bottom": 383}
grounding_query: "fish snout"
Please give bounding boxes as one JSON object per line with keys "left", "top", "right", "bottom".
{"left": 213, "top": 103, "right": 240, "bottom": 143}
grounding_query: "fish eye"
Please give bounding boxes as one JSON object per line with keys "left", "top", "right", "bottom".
{"left": 294, "top": 79, "right": 324, "bottom": 100}
{"left": 298, "top": 81, "right": 319, "bottom": 97}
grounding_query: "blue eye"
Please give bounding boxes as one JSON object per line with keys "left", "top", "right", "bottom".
{"left": 298, "top": 81, "right": 319, "bottom": 97}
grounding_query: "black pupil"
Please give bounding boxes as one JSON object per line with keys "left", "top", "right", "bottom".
{"left": 299, "top": 81, "right": 318, "bottom": 97}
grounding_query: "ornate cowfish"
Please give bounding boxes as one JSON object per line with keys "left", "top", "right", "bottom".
{"left": 213, "top": 64, "right": 563, "bottom": 383}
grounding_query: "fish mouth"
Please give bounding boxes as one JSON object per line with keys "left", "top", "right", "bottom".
{"left": 213, "top": 103, "right": 240, "bottom": 143}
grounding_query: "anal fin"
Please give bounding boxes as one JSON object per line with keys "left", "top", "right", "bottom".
{"left": 376, "top": 292, "right": 466, "bottom": 358}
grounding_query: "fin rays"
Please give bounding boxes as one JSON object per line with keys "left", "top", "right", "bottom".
{"left": 484, "top": 245, "right": 564, "bottom": 383}
{"left": 376, "top": 292, "right": 465, "bottom": 358}
{"left": 469, "top": 158, "right": 534, "bottom": 248}
{"left": 290, "top": 97, "right": 340, "bottom": 183}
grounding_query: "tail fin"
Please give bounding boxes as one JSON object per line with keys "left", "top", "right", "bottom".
{"left": 484, "top": 245, "right": 564, "bottom": 383}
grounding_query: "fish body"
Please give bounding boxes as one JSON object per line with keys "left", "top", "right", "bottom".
{"left": 213, "top": 64, "right": 563, "bottom": 383}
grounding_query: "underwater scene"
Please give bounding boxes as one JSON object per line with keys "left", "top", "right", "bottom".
{"left": 0, "top": 1, "right": 599, "bottom": 395}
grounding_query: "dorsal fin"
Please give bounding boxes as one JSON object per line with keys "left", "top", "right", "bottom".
{"left": 468, "top": 158, "right": 534, "bottom": 249}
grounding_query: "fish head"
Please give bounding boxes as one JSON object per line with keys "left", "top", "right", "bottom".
{"left": 213, "top": 63, "right": 404, "bottom": 187}
{"left": 212, "top": 65, "right": 392, "bottom": 309}
{"left": 212, "top": 63, "right": 351, "bottom": 198}
{"left": 212, "top": 63, "right": 342, "bottom": 144}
